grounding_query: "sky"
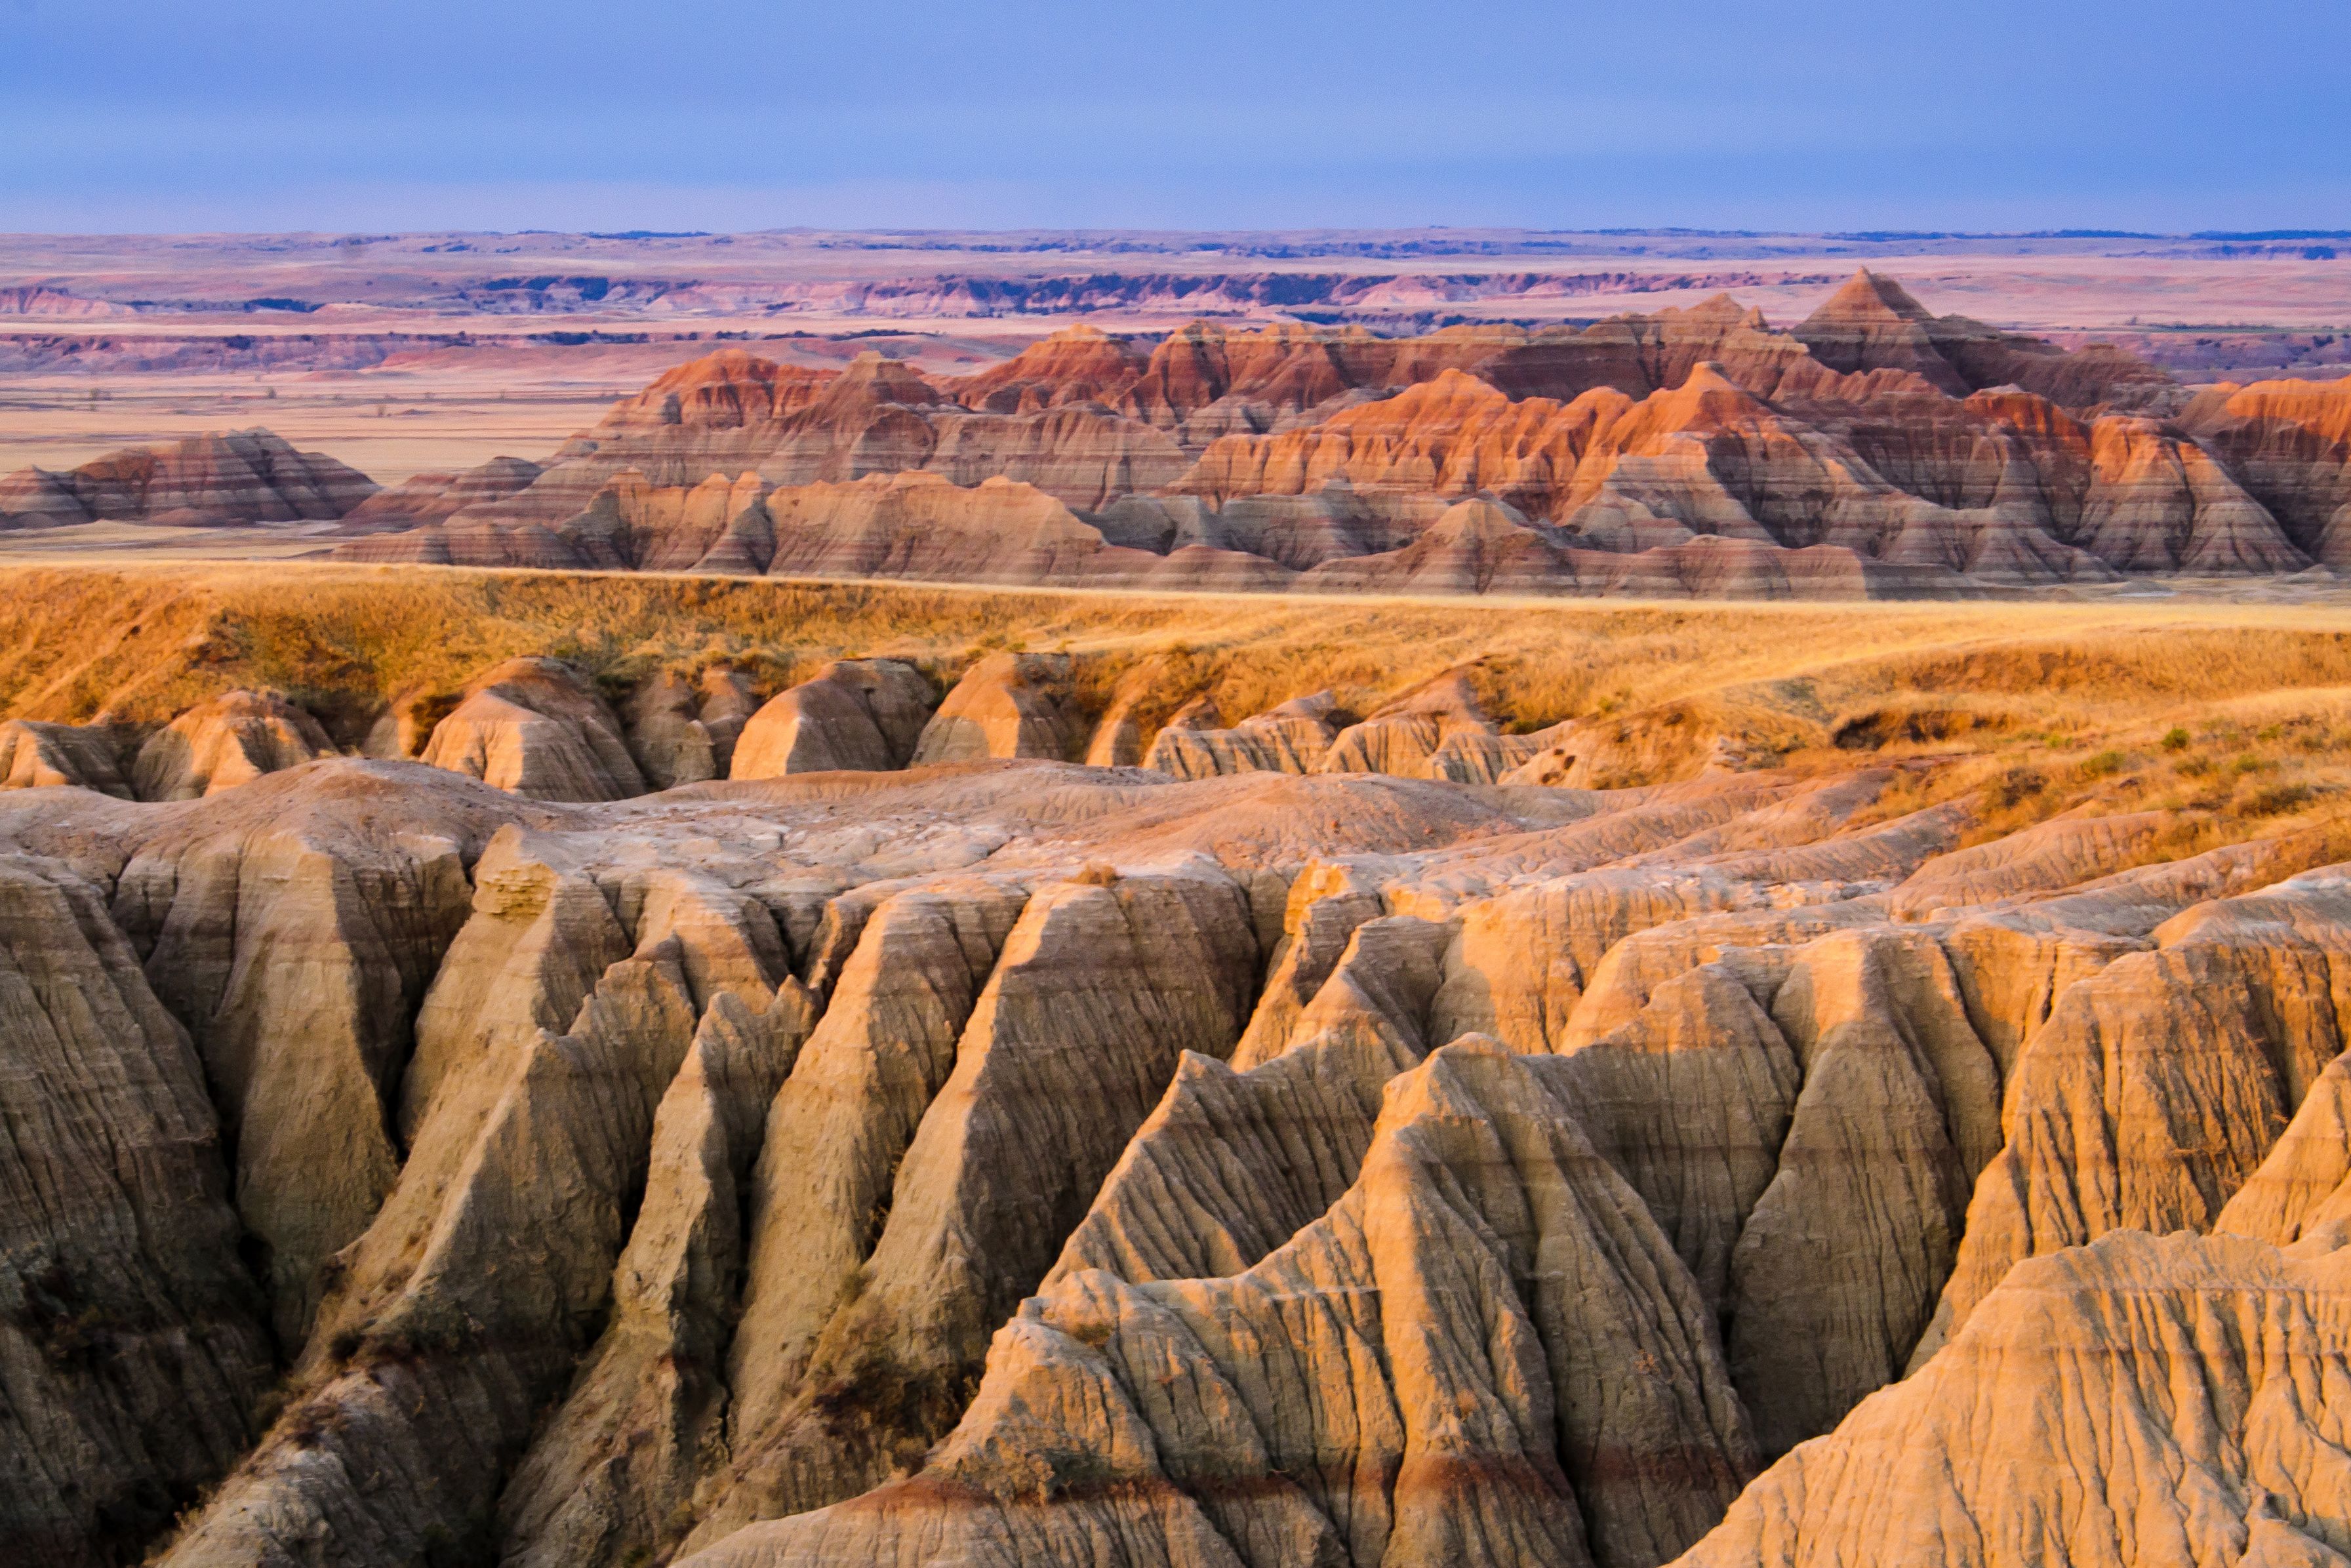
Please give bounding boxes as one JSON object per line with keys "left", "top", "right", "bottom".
{"left": 1, "top": 0, "right": 2345, "bottom": 235}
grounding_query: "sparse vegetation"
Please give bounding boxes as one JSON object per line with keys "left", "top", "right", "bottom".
{"left": 7, "top": 563, "right": 2351, "bottom": 851}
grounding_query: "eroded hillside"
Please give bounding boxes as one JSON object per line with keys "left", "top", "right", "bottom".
{"left": 8, "top": 573, "right": 2351, "bottom": 1567}
{"left": 15, "top": 273, "right": 2351, "bottom": 596}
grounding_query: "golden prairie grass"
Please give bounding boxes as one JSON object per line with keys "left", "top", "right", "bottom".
{"left": 4, "top": 562, "right": 2350, "bottom": 788}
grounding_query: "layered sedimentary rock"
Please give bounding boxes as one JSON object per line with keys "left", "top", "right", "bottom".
{"left": 691, "top": 865, "right": 1261, "bottom": 1542}
{"left": 1147, "top": 690, "right": 1342, "bottom": 778}
{"left": 1917, "top": 866, "right": 2351, "bottom": 1358}
{"left": 731, "top": 659, "right": 935, "bottom": 777}
{"left": 1320, "top": 670, "right": 1525, "bottom": 778}
{"left": 1676, "top": 1229, "right": 2351, "bottom": 1568}
{"left": 910, "top": 652, "right": 1086, "bottom": 765}
{"left": 9, "top": 699, "right": 2351, "bottom": 1568}
{"left": 334, "top": 455, "right": 544, "bottom": 532}
{"left": 0, "top": 854, "right": 277, "bottom": 1567}
{"left": 0, "top": 717, "right": 130, "bottom": 795}
{"left": 324, "top": 276, "right": 2351, "bottom": 596}
{"left": 129, "top": 689, "right": 336, "bottom": 800}
{"left": 0, "top": 428, "right": 375, "bottom": 527}
{"left": 419, "top": 656, "right": 647, "bottom": 801}
{"left": 702, "top": 1041, "right": 1759, "bottom": 1568}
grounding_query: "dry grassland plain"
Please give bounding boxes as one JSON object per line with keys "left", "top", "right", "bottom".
{"left": 6, "top": 559, "right": 2349, "bottom": 860}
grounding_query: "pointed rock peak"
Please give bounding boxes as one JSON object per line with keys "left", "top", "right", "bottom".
{"left": 826, "top": 350, "right": 937, "bottom": 406}
{"left": 1681, "top": 361, "right": 1745, "bottom": 394}
{"left": 1432, "top": 495, "right": 1540, "bottom": 537}
{"left": 649, "top": 346, "right": 791, "bottom": 393}
{"left": 1406, "top": 367, "right": 1510, "bottom": 403}
{"left": 1369, "top": 665, "right": 1493, "bottom": 722}
{"left": 1679, "top": 291, "right": 1755, "bottom": 325}
{"left": 1674, "top": 360, "right": 1763, "bottom": 409}
{"left": 1810, "top": 268, "right": 1935, "bottom": 325}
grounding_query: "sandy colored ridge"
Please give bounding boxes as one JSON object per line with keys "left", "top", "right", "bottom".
{"left": 5, "top": 558, "right": 2351, "bottom": 740}
{"left": 9, "top": 559, "right": 2351, "bottom": 1567}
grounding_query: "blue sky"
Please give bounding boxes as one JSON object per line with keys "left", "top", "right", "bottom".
{"left": 1, "top": 0, "right": 2344, "bottom": 233}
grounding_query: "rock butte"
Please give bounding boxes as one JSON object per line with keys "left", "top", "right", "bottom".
{"left": 7, "top": 588, "right": 2351, "bottom": 1568}
{"left": 13, "top": 273, "right": 2351, "bottom": 596}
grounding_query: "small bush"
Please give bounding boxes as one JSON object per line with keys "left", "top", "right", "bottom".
{"left": 2242, "top": 782, "right": 2314, "bottom": 817}
{"left": 2161, "top": 727, "right": 2191, "bottom": 752}
{"left": 1990, "top": 767, "right": 2045, "bottom": 809}
{"left": 1073, "top": 861, "right": 1120, "bottom": 887}
{"left": 2078, "top": 750, "right": 2127, "bottom": 780}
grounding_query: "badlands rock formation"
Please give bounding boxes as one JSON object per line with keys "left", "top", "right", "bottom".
{"left": 0, "top": 428, "right": 375, "bottom": 527}
{"left": 308, "top": 273, "right": 2351, "bottom": 593}
{"left": 731, "top": 659, "right": 934, "bottom": 777}
{"left": 415, "top": 656, "right": 647, "bottom": 800}
{"left": 129, "top": 689, "right": 337, "bottom": 800}
{"left": 6, "top": 616, "right": 2351, "bottom": 1568}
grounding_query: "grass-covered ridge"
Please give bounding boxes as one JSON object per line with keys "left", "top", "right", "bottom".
{"left": 5, "top": 559, "right": 2351, "bottom": 856}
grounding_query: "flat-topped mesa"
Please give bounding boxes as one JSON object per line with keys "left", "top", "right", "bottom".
{"left": 0, "top": 428, "right": 377, "bottom": 529}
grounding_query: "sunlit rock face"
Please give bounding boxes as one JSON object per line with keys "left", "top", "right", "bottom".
{"left": 3, "top": 664, "right": 2350, "bottom": 1568}
{"left": 308, "top": 274, "right": 2351, "bottom": 596}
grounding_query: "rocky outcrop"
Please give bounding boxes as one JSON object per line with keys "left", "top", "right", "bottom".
{"left": 763, "top": 471, "right": 1187, "bottom": 585}
{"left": 909, "top": 652, "right": 1086, "bottom": 765}
{"left": 494, "top": 982, "right": 815, "bottom": 1568}
{"left": 129, "top": 689, "right": 336, "bottom": 801}
{"left": 128, "top": 811, "right": 475, "bottom": 1345}
{"left": 419, "top": 656, "right": 646, "bottom": 801}
{"left": 1676, "top": 1229, "right": 2351, "bottom": 1568}
{"left": 691, "top": 1042, "right": 1756, "bottom": 1568}
{"left": 1320, "top": 670, "right": 1511, "bottom": 778}
{"left": 624, "top": 667, "right": 754, "bottom": 789}
{"left": 0, "top": 428, "right": 376, "bottom": 529}
{"left": 0, "top": 718, "right": 130, "bottom": 795}
{"left": 0, "top": 856, "right": 276, "bottom": 1567}
{"left": 690, "top": 866, "right": 1260, "bottom": 1541}
{"left": 332, "top": 455, "right": 543, "bottom": 532}
{"left": 731, "top": 659, "right": 934, "bottom": 777}
{"left": 10, "top": 705, "right": 2351, "bottom": 1568}
{"left": 1146, "top": 691, "right": 1343, "bottom": 778}
{"left": 309, "top": 283, "right": 2351, "bottom": 597}
{"left": 1918, "top": 869, "right": 2351, "bottom": 1359}
{"left": 1793, "top": 269, "right": 2177, "bottom": 411}
{"left": 157, "top": 853, "right": 801, "bottom": 1568}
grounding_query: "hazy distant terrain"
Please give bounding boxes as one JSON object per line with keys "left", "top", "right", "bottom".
{"left": 2, "top": 228, "right": 2348, "bottom": 484}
